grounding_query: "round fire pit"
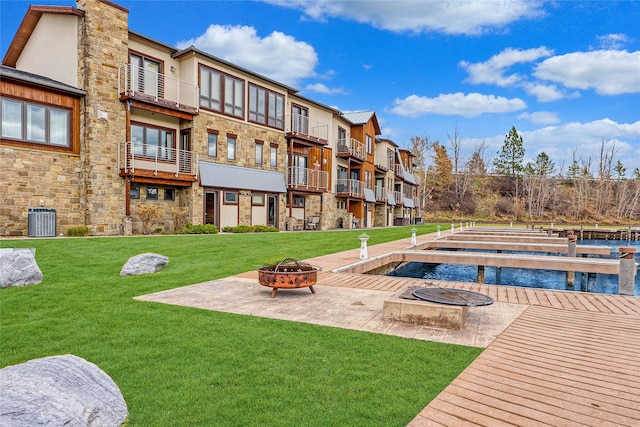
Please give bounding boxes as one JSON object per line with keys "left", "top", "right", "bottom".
{"left": 258, "top": 258, "right": 321, "bottom": 298}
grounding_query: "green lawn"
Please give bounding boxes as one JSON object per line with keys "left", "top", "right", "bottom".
{"left": 1, "top": 226, "right": 481, "bottom": 426}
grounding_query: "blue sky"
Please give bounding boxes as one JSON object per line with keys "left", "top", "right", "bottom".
{"left": 2, "top": 0, "right": 640, "bottom": 174}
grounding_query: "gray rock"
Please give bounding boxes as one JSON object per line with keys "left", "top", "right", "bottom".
{"left": 120, "top": 252, "right": 168, "bottom": 276}
{"left": 0, "top": 249, "right": 43, "bottom": 288}
{"left": 0, "top": 354, "right": 128, "bottom": 427}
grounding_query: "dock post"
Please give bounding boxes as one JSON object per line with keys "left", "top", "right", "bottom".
{"left": 477, "top": 265, "right": 485, "bottom": 283}
{"left": 567, "top": 233, "right": 577, "bottom": 287}
{"left": 619, "top": 247, "right": 637, "bottom": 296}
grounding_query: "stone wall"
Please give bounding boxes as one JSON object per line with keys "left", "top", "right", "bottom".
{"left": 77, "top": 0, "right": 129, "bottom": 235}
{"left": 0, "top": 147, "right": 83, "bottom": 236}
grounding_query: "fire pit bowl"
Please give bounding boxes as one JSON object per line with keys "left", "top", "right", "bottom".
{"left": 258, "top": 258, "right": 321, "bottom": 298}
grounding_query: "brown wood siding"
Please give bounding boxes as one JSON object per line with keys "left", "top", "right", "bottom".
{"left": 0, "top": 79, "right": 81, "bottom": 154}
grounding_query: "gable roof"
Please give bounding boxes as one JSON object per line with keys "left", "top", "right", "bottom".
{"left": 341, "top": 110, "right": 381, "bottom": 135}
{"left": 2, "top": 5, "right": 84, "bottom": 67}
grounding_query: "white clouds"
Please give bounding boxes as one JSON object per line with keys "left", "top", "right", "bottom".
{"left": 522, "top": 82, "right": 576, "bottom": 103}
{"left": 303, "top": 83, "right": 347, "bottom": 95}
{"left": 467, "top": 119, "right": 640, "bottom": 171}
{"left": 534, "top": 50, "right": 640, "bottom": 95}
{"left": 460, "top": 47, "right": 553, "bottom": 86}
{"left": 596, "top": 33, "right": 632, "bottom": 50}
{"left": 263, "top": 0, "right": 545, "bottom": 35}
{"left": 176, "top": 25, "right": 317, "bottom": 86}
{"left": 391, "top": 92, "right": 526, "bottom": 118}
{"left": 518, "top": 111, "right": 560, "bottom": 125}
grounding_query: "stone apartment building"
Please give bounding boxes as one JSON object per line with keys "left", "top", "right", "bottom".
{"left": 0, "top": 0, "right": 417, "bottom": 236}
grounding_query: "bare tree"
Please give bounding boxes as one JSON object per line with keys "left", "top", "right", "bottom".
{"left": 447, "top": 125, "right": 472, "bottom": 212}
{"left": 409, "top": 136, "right": 431, "bottom": 211}
{"left": 594, "top": 139, "right": 617, "bottom": 219}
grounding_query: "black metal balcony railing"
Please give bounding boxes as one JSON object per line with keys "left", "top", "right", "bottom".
{"left": 336, "top": 138, "right": 366, "bottom": 161}
{"left": 118, "top": 142, "right": 198, "bottom": 177}
{"left": 336, "top": 179, "right": 364, "bottom": 198}
{"left": 287, "top": 166, "right": 329, "bottom": 192}
{"left": 285, "top": 113, "right": 329, "bottom": 142}
{"left": 118, "top": 64, "right": 199, "bottom": 111}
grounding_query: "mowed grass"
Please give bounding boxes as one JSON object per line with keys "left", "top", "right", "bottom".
{"left": 1, "top": 226, "right": 481, "bottom": 426}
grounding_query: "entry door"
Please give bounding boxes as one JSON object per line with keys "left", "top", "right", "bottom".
{"left": 267, "top": 195, "right": 278, "bottom": 228}
{"left": 292, "top": 105, "right": 309, "bottom": 134}
{"left": 205, "top": 191, "right": 218, "bottom": 228}
{"left": 180, "top": 130, "right": 191, "bottom": 173}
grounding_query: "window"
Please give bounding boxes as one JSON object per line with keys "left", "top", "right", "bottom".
{"left": 337, "top": 127, "right": 347, "bottom": 149}
{"left": 249, "top": 84, "right": 284, "bottom": 129}
{"left": 292, "top": 104, "right": 308, "bottom": 134}
{"left": 270, "top": 145, "right": 277, "bottom": 167}
{"left": 164, "top": 188, "right": 175, "bottom": 201}
{"left": 366, "top": 134, "right": 373, "bottom": 155}
{"left": 129, "top": 52, "right": 162, "bottom": 97}
{"left": 146, "top": 187, "right": 158, "bottom": 200}
{"left": 130, "top": 186, "right": 140, "bottom": 199}
{"left": 255, "top": 141, "right": 263, "bottom": 165}
{"left": 199, "top": 65, "right": 244, "bottom": 118}
{"left": 1, "top": 98, "right": 71, "bottom": 148}
{"left": 207, "top": 131, "right": 218, "bottom": 157}
{"left": 224, "top": 191, "right": 238, "bottom": 204}
{"left": 252, "top": 194, "right": 265, "bottom": 205}
{"left": 365, "top": 171, "right": 372, "bottom": 189}
{"left": 286, "top": 196, "right": 305, "bottom": 208}
{"left": 130, "top": 123, "right": 175, "bottom": 160}
{"left": 227, "top": 135, "right": 236, "bottom": 160}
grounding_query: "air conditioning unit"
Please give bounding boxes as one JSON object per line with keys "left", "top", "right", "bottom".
{"left": 27, "top": 208, "right": 56, "bottom": 237}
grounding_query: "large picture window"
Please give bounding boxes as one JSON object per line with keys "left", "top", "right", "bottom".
{"left": 1, "top": 98, "right": 70, "bottom": 148}
{"left": 249, "top": 84, "right": 284, "bottom": 129}
{"left": 199, "top": 64, "right": 244, "bottom": 118}
{"left": 130, "top": 123, "right": 175, "bottom": 160}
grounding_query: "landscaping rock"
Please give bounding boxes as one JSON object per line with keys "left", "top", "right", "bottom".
{"left": 0, "top": 249, "right": 43, "bottom": 288}
{"left": 120, "top": 252, "right": 168, "bottom": 276}
{"left": 0, "top": 354, "right": 128, "bottom": 427}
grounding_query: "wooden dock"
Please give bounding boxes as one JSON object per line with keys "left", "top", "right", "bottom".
{"left": 425, "top": 240, "right": 611, "bottom": 256}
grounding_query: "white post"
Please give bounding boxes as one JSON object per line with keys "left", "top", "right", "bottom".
{"left": 411, "top": 227, "right": 417, "bottom": 245}
{"left": 451, "top": 223, "right": 455, "bottom": 234}
{"left": 437, "top": 225, "right": 441, "bottom": 238}
{"left": 359, "top": 233, "right": 369, "bottom": 260}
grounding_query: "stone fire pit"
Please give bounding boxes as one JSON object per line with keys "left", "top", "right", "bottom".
{"left": 258, "top": 258, "right": 321, "bottom": 298}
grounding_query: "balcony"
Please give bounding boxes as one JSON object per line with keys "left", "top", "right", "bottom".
{"left": 336, "top": 138, "right": 366, "bottom": 161}
{"left": 374, "top": 154, "right": 394, "bottom": 171}
{"left": 394, "top": 191, "right": 403, "bottom": 205}
{"left": 118, "top": 142, "right": 198, "bottom": 182}
{"left": 285, "top": 113, "right": 328, "bottom": 144}
{"left": 374, "top": 185, "right": 387, "bottom": 202}
{"left": 336, "top": 179, "right": 364, "bottom": 198}
{"left": 393, "top": 163, "right": 404, "bottom": 178}
{"left": 118, "top": 64, "right": 199, "bottom": 115}
{"left": 287, "top": 167, "right": 329, "bottom": 192}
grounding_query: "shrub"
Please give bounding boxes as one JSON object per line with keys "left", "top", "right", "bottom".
{"left": 66, "top": 226, "right": 90, "bottom": 237}
{"left": 222, "top": 225, "right": 253, "bottom": 233}
{"left": 137, "top": 205, "right": 165, "bottom": 235}
{"left": 178, "top": 224, "right": 218, "bottom": 234}
{"left": 252, "top": 225, "right": 279, "bottom": 233}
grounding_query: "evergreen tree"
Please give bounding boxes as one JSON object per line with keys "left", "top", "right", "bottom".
{"left": 493, "top": 126, "right": 525, "bottom": 176}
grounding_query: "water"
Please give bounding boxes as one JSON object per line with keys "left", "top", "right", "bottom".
{"left": 389, "top": 239, "right": 640, "bottom": 296}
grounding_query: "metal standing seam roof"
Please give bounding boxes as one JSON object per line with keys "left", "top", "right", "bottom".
{"left": 404, "top": 198, "right": 415, "bottom": 208}
{"left": 364, "top": 189, "right": 376, "bottom": 203}
{"left": 199, "top": 161, "right": 286, "bottom": 193}
{"left": 341, "top": 111, "right": 375, "bottom": 125}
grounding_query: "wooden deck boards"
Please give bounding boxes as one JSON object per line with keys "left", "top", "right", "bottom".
{"left": 306, "top": 235, "right": 639, "bottom": 426}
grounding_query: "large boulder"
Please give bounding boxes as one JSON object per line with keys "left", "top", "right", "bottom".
{"left": 0, "top": 354, "right": 128, "bottom": 427}
{"left": 120, "top": 252, "right": 168, "bottom": 276}
{"left": 0, "top": 249, "right": 43, "bottom": 288}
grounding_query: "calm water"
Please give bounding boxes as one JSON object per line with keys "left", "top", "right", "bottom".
{"left": 389, "top": 239, "right": 640, "bottom": 296}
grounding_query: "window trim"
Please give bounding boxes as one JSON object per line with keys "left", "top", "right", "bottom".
{"left": 199, "top": 64, "right": 245, "bottom": 119}
{"left": 130, "top": 121, "right": 176, "bottom": 162}
{"left": 270, "top": 143, "right": 278, "bottom": 167}
{"left": 224, "top": 191, "right": 238, "bottom": 205}
{"left": 252, "top": 193, "right": 265, "bottom": 206}
{"left": 226, "top": 133, "right": 237, "bottom": 161}
{"left": 1, "top": 97, "right": 72, "bottom": 150}
{"left": 255, "top": 140, "right": 264, "bottom": 165}
{"left": 248, "top": 83, "right": 284, "bottom": 130}
{"left": 146, "top": 187, "right": 158, "bottom": 200}
{"left": 207, "top": 129, "right": 218, "bottom": 157}
{"left": 164, "top": 188, "right": 175, "bottom": 201}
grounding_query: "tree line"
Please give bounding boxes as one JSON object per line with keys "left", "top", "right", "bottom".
{"left": 411, "top": 126, "right": 640, "bottom": 223}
